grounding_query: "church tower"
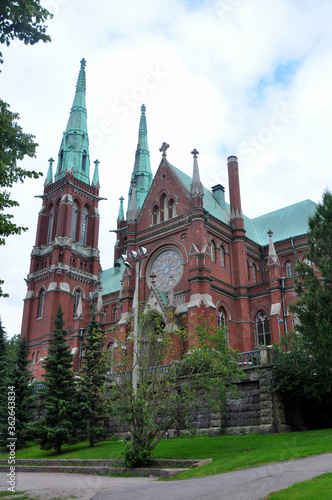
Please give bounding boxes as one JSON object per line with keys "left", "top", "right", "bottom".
{"left": 21, "top": 59, "right": 101, "bottom": 378}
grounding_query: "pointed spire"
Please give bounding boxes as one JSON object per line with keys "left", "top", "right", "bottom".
{"left": 117, "top": 196, "right": 125, "bottom": 222}
{"left": 92, "top": 159, "right": 100, "bottom": 187}
{"left": 54, "top": 59, "right": 90, "bottom": 185}
{"left": 128, "top": 104, "right": 153, "bottom": 213}
{"left": 267, "top": 230, "right": 280, "bottom": 267}
{"left": 44, "top": 157, "right": 54, "bottom": 185}
{"left": 190, "top": 149, "right": 204, "bottom": 197}
{"left": 127, "top": 180, "right": 138, "bottom": 222}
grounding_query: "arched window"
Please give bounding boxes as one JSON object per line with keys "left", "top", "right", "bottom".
{"left": 256, "top": 311, "right": 271, "bottom": 345}
{"left": 286, "top": 261, "right": 293, "bottom": 277}
{"left": 220, "top": 246, "right": 225, "bottom": 267}
{"left": 37, "top": 289, "right": 46, "bottom": 319}
{"left": 80, "top": 206, "right": 89, "bottom": 246}
{"left": 152, "top": 205, "right": 158, "bottom": 225}
{"left": 31, "top": 352, "right": 35, "bottom": 364}
{"left": 247, "top": 261, "right": 251, "bottom": 281}
{"left": 71, "top": 202, "right": 78, "bottom": 241}
{"left": 168, "top": 198, "right": 175, "bottom": 219}
{"left": 160, "top": 194, "right": 166, "bottom": 222}
{"left": 74, "top": 289, "right": 83, "bottom": 317}
{"left": 36, "top": 351, "right": 40, "bottom": 362}
{"left": 82, "top": 150, "right": 87, "bottom": 172}
{"left": 47, "top": 207, "right": 54, "bottom": 244}
{"left": 252, "top": 264, "right": 257, "bottom": 284}
{"left": 217, "top": 306, "right": 226, "bottom": 327}
{"left": 211, "top": 241, "right": 216, "bottom": 263}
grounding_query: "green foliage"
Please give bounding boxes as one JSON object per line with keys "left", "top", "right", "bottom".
{"left": 36, "top": 305, "right": 79, "bottom": 454}
{"left": 109, "top": 309, "right": 243, "bottom": 467}
{"left": 124, "top": 443, "right": 152, "bottom": 468}
{"left": 273, "top": 191, "right": 332, "bottom": 413}
{"left": 0, "top": 0, "right": 52, "bottom": 64}
{"left": 11, "top": 336, "right": 34, "bottom": 448}
{"left": 77, "top": 309, "right": 110, "bottom": 447}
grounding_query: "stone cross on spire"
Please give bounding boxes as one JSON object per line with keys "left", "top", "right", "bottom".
{"left": 159, "top": 142, "right": 170, "bottom": 158}
{"left": 141, "top": 104, "right": 146, "bottom": 114}
{"left": 190, "top": 147, "right": 204, "bottom": 199}
{"left": 94, "top": 159, "right": 100, "bottom": 168}
{"left": 80, "top": 58, "right": 86, "bottom": 68}
{"left": 191, "top": 148, "right": 199, "bottom": 158}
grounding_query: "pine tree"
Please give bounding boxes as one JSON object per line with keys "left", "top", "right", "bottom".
{"left": 0, "top": 319, "right": 9, "bottom": 448}
{"left": 37, "top": 305, "right": 78, "bottom": 454}
{"left": 78, "top": 310, "right": 109, "bottom": 447}
{"left": 11, "top": 336, "right": 34, "bottom": 448}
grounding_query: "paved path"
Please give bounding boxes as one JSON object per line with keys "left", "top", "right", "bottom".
{"left": 7, "top": 453, "right": 332, "bottom": 500}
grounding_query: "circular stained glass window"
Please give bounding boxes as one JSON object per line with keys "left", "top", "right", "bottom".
{"left": 150, "top": 249, "right": 183, "bottom": 291}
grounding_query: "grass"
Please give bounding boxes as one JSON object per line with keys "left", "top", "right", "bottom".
{"left": 264, "top": 473, "right": 332, "bottom": 499}
{"left": 0, "top": 429, "right": 331, "bottom": 480}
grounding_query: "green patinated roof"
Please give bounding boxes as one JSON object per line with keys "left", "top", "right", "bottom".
{"left": 251, "top": 199, "right": 317, "bottom": 246}
{"left": 169, "top": 164, "right": 315, "bottom": 245}
{"left": 100, "top": 261, "right": 125, "bottom": 296}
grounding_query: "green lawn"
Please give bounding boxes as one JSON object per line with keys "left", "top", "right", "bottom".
{"left": 0, "top": 429, "right": 331, "bottom": 480}
{"left": 265, "top": 473, "right": 332, "bottom": 499}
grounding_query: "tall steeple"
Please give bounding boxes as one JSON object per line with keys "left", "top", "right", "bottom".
{"left": 54, "top": 58, "right": 90, "bottom": 184}
{"left": 127, "top": 105, "right": 152, "bottom": 213}
{"left": 190, "top": 148, "right": 204, "bottom": 207}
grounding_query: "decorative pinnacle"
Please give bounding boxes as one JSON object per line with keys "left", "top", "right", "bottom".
{"left": 48, "top": 157, "right": 54, "bottom": 166}
{"left": 94, "top": 159, "right": 100, "bottom": 167}
{"left": 267, "top": 230, "right": 273, "bottom": 237}
{"left": 150, "top": 273, "right": 156, "bottom": 284}
{"left": 191, "top": 149, "right": 199, "bottom": 158}
{"left": 80, "top": 58, "right": 86, "bottom": 69}
{"left": 141, "top": 104, "right": 146, "bottom": 114}
{"left": 159, "top": 142, "right": 170, "bottom": 158}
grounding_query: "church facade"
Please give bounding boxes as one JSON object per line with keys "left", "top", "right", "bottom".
{"left": 21, "top": 60, "right": 316, "bottom": 381}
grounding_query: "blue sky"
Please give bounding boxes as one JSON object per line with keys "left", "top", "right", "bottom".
{"left": 1, "top": 0, "right": 331, "bottom": 337}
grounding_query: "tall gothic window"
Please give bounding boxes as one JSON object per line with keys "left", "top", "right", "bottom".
{"left": 160, "top": 194, "right": 166, "bottom": 222}
{"left": 71, "top": 202, "right": 78, "bottom": 241}
{"left": 211, "top": 241, "right": 216, "bottom": 263}
{"left": 256, "top": 311, "right": 271, "bottom": 345}
{"left": 220, "top": 246, "right": 225, "bottom": 267}
{"left": 252, "top": 264, "right": 257, "bottom": 284}
{"left": 152, "top": 205, "right": 158, "bottom": 225}
{"left": 37, "top": 288, "right": 46, "bottom": 319}
{"left": 168, "top": 198, "right": 175, "bottom": 219}
{"left": 286, "top": 261, "right": 293, "bottom": 278}
{"left": 47, "top": 208, "right": 54, "bottom": 244}
{"left": 80, "top": 206, "right": 89, "bottom": 246}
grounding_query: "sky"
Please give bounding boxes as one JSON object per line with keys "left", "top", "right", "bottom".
{"left": 1, "top": 0, "right": 331, "bottom": 338}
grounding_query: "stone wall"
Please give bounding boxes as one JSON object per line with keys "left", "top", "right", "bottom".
{"left": 106, "top": 364, "right": 292, "bottom": 438}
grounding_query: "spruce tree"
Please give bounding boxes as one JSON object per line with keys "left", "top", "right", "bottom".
{"left": 37, "top": 305, "right": 78, "bottom": 454}
{"left": 78, "top": 310, "right": 109, "bottom": 447}
{"left": 11, "top": 336, "right": 34, "bottom": 448}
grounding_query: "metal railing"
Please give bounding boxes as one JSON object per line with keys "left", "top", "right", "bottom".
{"left": 237, "top": 350, "right": 260, "bottom": 367}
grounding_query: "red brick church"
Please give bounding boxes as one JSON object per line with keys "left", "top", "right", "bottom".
{"left": 21, "top": 60, "right": 316, "bottom": 380}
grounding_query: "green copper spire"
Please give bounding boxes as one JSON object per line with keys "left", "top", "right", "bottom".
{"left": 44, "top": 157, "right": 54, "bottom": 185}
{"left": 127, "top": 104, "right": 153, "bottom": 213}
{"left": 92, "top": 159, "right": 100, "bottom": 187}
{"left": 117, "top": 196, "right": 125, "bottom": 222}
{"left": 54, "top": 58, "right": 90, "bottom": 184}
